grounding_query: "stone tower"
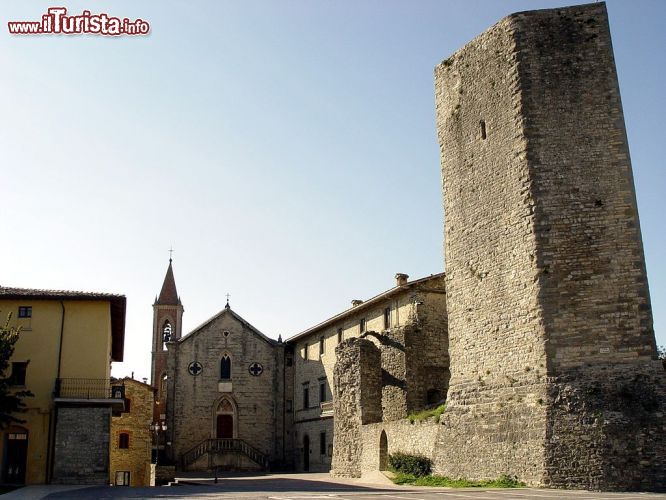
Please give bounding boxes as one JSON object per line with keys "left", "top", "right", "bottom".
{"left": 435, "top": 2, "right": 665, "bottom": 491}
{"left": 151, "top": 258, "right": 183, "bottom": 421}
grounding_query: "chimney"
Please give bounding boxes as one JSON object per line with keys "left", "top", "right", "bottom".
{"left": 395, "top": 273, "right": 409, "bottom": 286}
{"left": 351, "top": 299, "right": 363, "bottom": 307}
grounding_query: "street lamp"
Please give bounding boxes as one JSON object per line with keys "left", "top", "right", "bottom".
{"left": 150, "top": 421, "right": 167, "bottom": 465}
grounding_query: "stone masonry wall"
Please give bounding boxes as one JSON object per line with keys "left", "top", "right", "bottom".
{"left": 360, "top": 420, "right": 439, "bottom": 473}
{"left": 167, "top": 309, "right": 281, "bottom": 469}
{"left": 331, "top": 338, "right": 381, "bottom": 477}
{"left": 435, "top": 6, "right": 548, "bottom": 485}
{"left": 110, "top": 379, "right": 154, "bottom": 486}
{"left": 52, "top": 406, "right": 111, "bottom": 484}
{"left": 435, "top": 2, "right": 665, "bottom": 491}
{"left": 508, "top": 5, "right": 666, "bottom": 489}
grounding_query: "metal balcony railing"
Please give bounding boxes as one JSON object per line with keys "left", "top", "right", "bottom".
{"left": 54, "top": 378, "right": 120, "bottom": 399}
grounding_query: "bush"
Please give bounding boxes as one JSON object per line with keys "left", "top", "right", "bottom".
{"left": 388, "top": 453, "right": 432, "bottom": 477}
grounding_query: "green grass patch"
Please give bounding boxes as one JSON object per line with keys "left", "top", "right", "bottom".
{"left": 407, "top": 404, "right": 446, "bottom": 423}
{"left": 392, "top": 473, "right": 525, "bottom": 488}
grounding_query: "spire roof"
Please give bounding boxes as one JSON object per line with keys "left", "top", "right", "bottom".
{"left": 156, "top": 259, "right": 180, "bottom": 305}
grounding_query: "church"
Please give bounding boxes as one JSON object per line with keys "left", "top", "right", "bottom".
{"left": 150, "top": 258, "right": 450, "bottom": 472}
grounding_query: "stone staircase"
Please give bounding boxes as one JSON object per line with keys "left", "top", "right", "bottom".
{"left": 181, "top": 438, "right": 268, "bottom": 470}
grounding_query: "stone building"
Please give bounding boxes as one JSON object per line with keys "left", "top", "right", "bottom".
{"left": 291, "top": 272, "right": 447, "bottom": 473}
{"left": 109, "top": 378, "right": 155, "bottom": 487}
{"left": 0, "top": 287, "right": 126, "bottom": 485}
{"left": 333, "top": 1, "right": 664, "bottom": 492}
{"left": 152, "top": 262, "right": 448, "bottom": 473}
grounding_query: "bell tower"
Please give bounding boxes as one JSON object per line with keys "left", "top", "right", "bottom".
{"left": 151, "top": 257, "right": 183, "bottom": 421}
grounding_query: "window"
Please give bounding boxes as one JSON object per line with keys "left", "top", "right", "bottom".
{"left": 303, "top": 386, "right": 310, "bottom": 409}
{"left": 220, "top": 355, "right": 231, "bottom": 380}
{"left": 303, "top": 344, "right": 309, "bottom": 361}
{"left": 10, "top": 362, "right": 27, "bottom": 386}
{"left": 319, "top": 381, "right": 326, "bottom": 403}
{"left": 118, "top": 433, "right": 130, "bottom": 449}
{"left": 319, "top": 337, "right": 325, "bottom": 356}
{"left": 115, "top": 471, "right": 130, "bottom": 486}
{"left": 320, "top": 432, "right": 326, "bottom": 456}
{"left": 286, "top": 399, "right": 293, "bottom": 412}
{"left": 384, "top": 307, "right": 391, "bottom": 330}
{"left": 337, "top": 328, "right": 343, "bottom": 344}
{"left": 124, "top": 398, "right": 131, "bottom": 414}
{"left": 18, "top": 306, "right": 32, "bottom": 318}
{"left": 360, "top": 318, "right": 366, "bottom": 333}
{"left": 286, "top": 354, "right": 293, "bottom": 367}
{"left": 480, "top": 120, "right": 487, "bottom": 140}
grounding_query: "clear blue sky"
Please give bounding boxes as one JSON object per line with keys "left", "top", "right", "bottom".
{"left": 1, "top": 0, "right": 664, "bottom": 381}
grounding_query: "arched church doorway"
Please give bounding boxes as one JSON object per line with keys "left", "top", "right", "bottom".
{"left": 215, "top": 398, "right": 236, "bottom": 439}
{"left": 3, "top": 427, "right": 28, "bottom": 483}
{"left": 303, "top": 435, "right": 310, "bottom": 471}
{"left": 379, "top": 430, "right": 388, "bottom": 471}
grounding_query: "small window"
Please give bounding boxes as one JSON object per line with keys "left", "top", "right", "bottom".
{"left": 320, "top": 432, "right": 326, "bottom": 456}
{"left": 319, "top": 381, "right": 326, "bottom": 403}
{"left": 303, "top": 386, "right": 310, "bottom": 409}
{"left": 360, "top": 318, "right": 366, "bottom": 334}
{"left": 18, "top": 306, "right": 32, "bottom": 318}
{"left": 286, "top": 399, "right": 293, "bottom": 412}
{"left": 480, "top": 120, "right": 487, "bottom": 140}
{"left": 124, "top": 398, "right": 131, "bottom": 414}
{"left": 119, "top": 433, "right": 130, "bottom": 449}
{"left": 115, "top": 471, "right": 130, "bottom": 486}
{"left": 319, "top": 337, "right": 325, "bottom": 356}
{"left": 286, "top": 355, "right": 293, "bottom": 367}
{"left": 220, "top": 355, "right": 231, "bottom": 380}
{"left": 383, "top": 307, "right": 391, "bottom": 330}
{"left": 303, "top": 345, "right": 309, "bottom": 361}
{"left": 337, "top": 328, "right": 343, "bottom": 344}
{"left": 10, "top": 362, "right": 27, "bottom": 386}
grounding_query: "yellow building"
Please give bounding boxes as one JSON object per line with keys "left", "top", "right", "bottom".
{"left": 0, "top": 287, "right": 126, "bottom": 485}
{"left": 109, "top": 377, "right": 155, "bottom": 487}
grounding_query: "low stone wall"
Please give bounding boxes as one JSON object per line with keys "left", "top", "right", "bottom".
{"left": 360, "top": 419, "right": 439, "bottom": 473}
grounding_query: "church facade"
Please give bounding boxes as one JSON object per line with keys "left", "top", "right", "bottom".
{"left": 150, "top": 261, "right": 449, "bottom": 472}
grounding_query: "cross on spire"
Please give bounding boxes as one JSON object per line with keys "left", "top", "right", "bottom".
{"left": 225, "top": 293, "right": 231, "bottom": 308}
{"left": 168, "top": 246, "right": 174, "bottom": 262}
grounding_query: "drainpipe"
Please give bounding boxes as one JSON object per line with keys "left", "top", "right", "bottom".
{"left": 56, "top": 301, "right": 65, "bottom": 380}
{"left": 48, "top": 301, "right": 66, "bottom": 483}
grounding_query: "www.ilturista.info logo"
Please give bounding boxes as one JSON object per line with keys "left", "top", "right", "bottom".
{"left": 8, "top": 7, "right": 150, "bottom": 36}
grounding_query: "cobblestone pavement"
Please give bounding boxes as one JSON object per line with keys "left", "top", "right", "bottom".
{"left": 3, "top": 473, "right": 665, "bottom": 499}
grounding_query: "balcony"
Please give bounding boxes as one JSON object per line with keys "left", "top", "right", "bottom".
{"left": 320, "top": 401, "right": 334, "bottom": 416}
{"left": 54, "top": 378, "right": 125, "bottom": 411}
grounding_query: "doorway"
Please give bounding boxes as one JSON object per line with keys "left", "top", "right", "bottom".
{"left": 216, "top": 414, "right": 233, "bottom": 439}
{"left": 379, "top": 430, "right": 388, "bottom": 471}
{"left": 303, "top": 435, "right": 310, "bottom": 472}
{"left": 3, "top": 428, "right": 28, "bottom": 484}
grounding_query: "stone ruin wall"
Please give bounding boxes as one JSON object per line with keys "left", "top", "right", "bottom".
{"left": 331, "top": 338, "right": 382, "bottom": 477}
{"left": 435, "top": 2, "right": 665, "bottom": 491}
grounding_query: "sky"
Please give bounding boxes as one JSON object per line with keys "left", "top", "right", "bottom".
{"left": 1, "top": 0, "right": 664, "bottom": 382}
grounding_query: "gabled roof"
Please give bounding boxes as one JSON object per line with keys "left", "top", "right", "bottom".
{"left": 0, "top": 286, "right": 126, "bottom": 362}
{"left": 173, "top": 304, "right": 277, "bottom": 347}
{"left": 286, "top": 272, "right": 446, "bottom": 344}
{"left": 156, "top": 260, "right": 180, "bottom": 306}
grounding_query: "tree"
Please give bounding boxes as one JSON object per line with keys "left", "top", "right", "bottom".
{"left": 0, "top": 313, "right": 32, "bottom": 429}
{"left": 659, "top": 345, "right": 666, "bottom": 371}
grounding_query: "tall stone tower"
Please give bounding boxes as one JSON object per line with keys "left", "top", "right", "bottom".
{"left": 151, "top": 258, "right": 184, "bottom": 421}
{"left": 435, "top": 2, "right": 665, "bottom": 491}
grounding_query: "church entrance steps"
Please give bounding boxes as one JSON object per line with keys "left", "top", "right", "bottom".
{"left": 181, "top": 438, "right": 268, "bottom": 471}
